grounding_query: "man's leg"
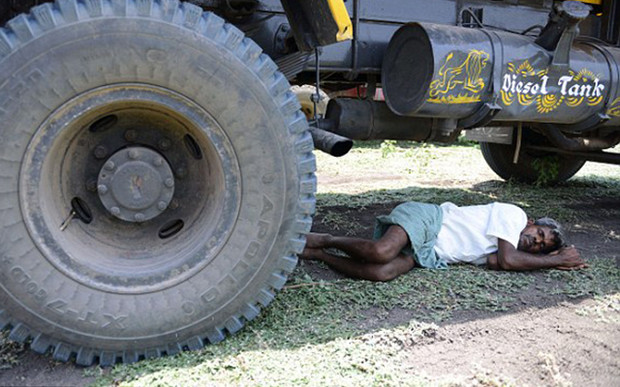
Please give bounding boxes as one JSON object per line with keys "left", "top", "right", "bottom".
{"left": 303, "top": 225, "right": 410, "bottom": 264}
{"left": 303, "top": 248, "right": 415, "bottom": 282}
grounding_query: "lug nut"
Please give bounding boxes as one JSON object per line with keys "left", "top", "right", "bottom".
{"left": 104, "top": 161, "right": 115, "bottom": 171}
{"left": 157, "top": 201, "right": 168, "bottom": 211}
{"left": 86, "top": 179, "right": 98, "bottom": 192}
{"left": 94, "top": 146, "right": 108, "bottom": 159}
{"left": 134, "top": 213, "right": 145, "bottom": 222}
{"left": 124, "top": 130, "right": 138, "bottom": 142}
{"left": 164, "top": 178, "right": 174, "bottom": 188}
{"left": 158, "top": 138, "right": 172, "bottom": 151}
{"left": 128, "top": 149, "right": 139, "bottom": 159}
{"left": 175, "top": 167, "right": 187, "bottom": 178}
{"left": 97, "top": 184, "right": 108, "bottom": 195}
{"left": 110, "top": 207, "right": 121, "bottom": 216}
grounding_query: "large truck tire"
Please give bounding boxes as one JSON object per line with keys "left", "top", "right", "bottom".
{"left": 0, "top": 0, "right": 315, "bottom": 366}
{"left": 480, "top": 133, "right": 585, "bottom": 184}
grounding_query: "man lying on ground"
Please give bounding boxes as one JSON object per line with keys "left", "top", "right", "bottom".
{"left": 300, "top": 202, "right": 587, "bottom": 281}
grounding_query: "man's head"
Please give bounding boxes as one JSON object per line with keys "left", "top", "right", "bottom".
{"left": 518, "top": 217, "right": 566, "bottom": 254}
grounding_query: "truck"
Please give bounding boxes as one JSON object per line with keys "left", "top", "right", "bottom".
{"left": 0, "top": 0, "right": 618, "bottom": 365}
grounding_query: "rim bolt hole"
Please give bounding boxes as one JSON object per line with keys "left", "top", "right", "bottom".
{"left": 184, "top": 134, "right": 203, "bottom": 160}
{"left": 89, "top": 115, "right": 118, "bottom": 133}
{"left": 71, "top": 197, "right": 93, "bottom": 224}
{"left": 159, "top": 219, "right": 184, "bottom": 239}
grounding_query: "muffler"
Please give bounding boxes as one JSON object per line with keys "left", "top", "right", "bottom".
{"left": 381, "top": 1, "right": 620, "bottom": 131}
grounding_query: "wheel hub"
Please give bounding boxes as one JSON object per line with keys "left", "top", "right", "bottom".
{"left": 97, "top": 146, "right": 175, "bottom": 222}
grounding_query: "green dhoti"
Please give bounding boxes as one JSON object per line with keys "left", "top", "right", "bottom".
{"left": 373, "top": 202, "right": 446, "bottom": 269}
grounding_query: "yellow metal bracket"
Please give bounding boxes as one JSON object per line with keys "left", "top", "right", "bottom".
{"left": 327, "top": 0, "right": 353, "bottom": 41}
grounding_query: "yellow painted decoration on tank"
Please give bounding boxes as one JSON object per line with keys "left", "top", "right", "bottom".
{"left": 537, "top": 94, "right": 564, "bottom": 114}
{"left": 427, "top": 49, "right": 490, "bottom": 104}
{"left": 566, "top": 95, "right": 584, "bottom": 107}
{"left": 607, "top": 97, "right": 620, "bottom": 117}
{"left": 579, "top": 0, "right": 601, "bottom": 5}
{"left": 327, "top": 0, "right": 353, "bottom": 41}
{"left": 500, "top": 60, "right": 605, "bottom": 114}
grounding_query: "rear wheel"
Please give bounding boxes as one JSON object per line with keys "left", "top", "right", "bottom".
{"left": 480, "top": 129, "right": 585, "bottom": 184}
{"left": 0, "top": 0, "right": 315, "bottom": 366}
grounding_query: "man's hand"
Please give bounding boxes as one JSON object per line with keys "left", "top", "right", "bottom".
{"left": 494, "top": 239, "right": 588, "bottom": 271}
{"left": 549, "top": 245, "right": 588, "bottom": 270}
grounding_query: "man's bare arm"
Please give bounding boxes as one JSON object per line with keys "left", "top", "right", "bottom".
{"left": 488, "top": 239, "right": 587, "bottom": 271}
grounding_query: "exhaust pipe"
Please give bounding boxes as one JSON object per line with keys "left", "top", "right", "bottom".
{"left": 322, "top": 98, "right": 461, "bottom": 143}
{"left": 309, "top": 126, "right": 353, "bottom": 157}
{"left": 381, "top": 1, "right": 620, "bottom": 130}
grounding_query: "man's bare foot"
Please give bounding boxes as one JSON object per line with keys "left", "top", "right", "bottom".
{"left": 299, "top": 247, "right": 323, "bottom": 261}
{"left": 304, "top": 233, "right": 331, "bottom": 249}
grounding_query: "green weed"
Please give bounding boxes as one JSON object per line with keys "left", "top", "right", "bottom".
{"left": 0, "top": 331, "right": 26, "bottom": 370}
{"left": 532, "top": 155, "right": 561, "bottom": 186}
{"left": 379, "top": 140, "right": 398, "bottom": 158}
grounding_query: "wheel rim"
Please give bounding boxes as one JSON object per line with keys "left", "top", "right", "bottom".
{"left": 20, "top": 84, "right": 242, "bottom": 294}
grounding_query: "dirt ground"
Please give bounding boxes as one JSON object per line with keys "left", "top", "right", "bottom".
{"left": 0, "top": 171, "right": 618, "bottom": 386}
{"left": 307, "top": 197, "right": 620, "bottom": 386}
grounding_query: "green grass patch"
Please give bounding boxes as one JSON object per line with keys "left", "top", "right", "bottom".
{"left": 0, "top": 330, "right": 26, "bottom": 370}
{"left": 544, "top": 257, "right": 620, "bottom": 299}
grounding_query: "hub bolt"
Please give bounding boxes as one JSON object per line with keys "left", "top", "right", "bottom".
{"left": 176, "top": 167, "right": 188, "bottom": 178}
{"left": 104, "top": 161, "right": 115, "bottom": 171}
{"left": 158, "top": 138, "right": 172, "bottom": 151}
{"left": 97, "top": 184, "right": 108, "bottom": 195}
{"left": 157, "top": 201, "right": 168, "bottom": 211}
{"left": 94, "top": 146, "right": 108, "bottom": 159}
{"left": 128, "top": 149, "right": 139, "bottom": 159}
{"left": 153, "top": 157, "right": 164, "bottom": 167}
{"left": 86, "top": 179, "right": 98, "bottom": 192}
{"left": 110, "top": 207, "right": 121, "bottom": 216}
{"left": 164, "top": 178, "right": 174, "bottom": 188}
{"left": 169, "top": 199, "right": 179, "bottom": 210}
{"left": 134, "top": 213, "right": 145, "bottom": 222}
{"left": 124, "top": 130, "right": 138, "bottom": 142}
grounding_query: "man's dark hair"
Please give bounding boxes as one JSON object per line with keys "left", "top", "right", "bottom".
{"left": 534, "top": 217, "right": 566, "bottom": 253}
